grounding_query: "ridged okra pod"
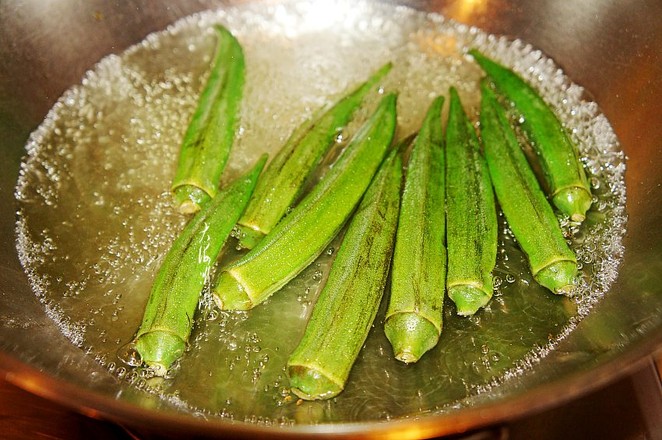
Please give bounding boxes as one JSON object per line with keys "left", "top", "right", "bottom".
{"left": 212, "top": 93, "right": 397, "bottom": 311}
{"left": 287, "top": 149, "right": 403, "bottom": 400}
{"left": 479, "top": 81, "right": 577, "bottom": 294}
{"left": 171, "top": 25, "right": 245, "bottom": 214}
{"left": 133, "top": 156, "right": 266, "bottom": 375}
{"left": 236, "top": 62, "right": 393, "bottom": 249}
{"left": 469, "top": 49, "right": 591, "bottom": 222}
{"left": 384, "top": 96, "right": 446, "bottom": 364}
{"left": 445, "top": 88, "right": 498, "bottom": 315}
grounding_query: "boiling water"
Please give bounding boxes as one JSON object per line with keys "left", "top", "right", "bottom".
{"left": 15, "top": 0, "right": 626, "bottom": 425}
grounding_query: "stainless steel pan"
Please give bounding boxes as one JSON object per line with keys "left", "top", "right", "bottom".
{"left": 1, "top": 0, "right": 661, "bottom": 437}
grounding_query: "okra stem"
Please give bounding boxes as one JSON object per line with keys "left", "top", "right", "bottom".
{"left": 384, "top": 96, "right": 446, "bottom": 364}
{"left": 212, "top": 93, "right": 398, "bottom": 311}
{"left": 171, "top": 25, "right": 245, "bottom": 214}
{"left": 445, "top": 88, "right": 498, "bottom": 315}
{"left": 236, "top": 62, "right": 393, "bottom": 249}
{"left": 479, "top": 81, "right": 577, "bottom": 294}
{"left": 134, "top": 155, "right": 266, "bottom": 375}
{"left": 287, "top": 149, "right": 403, "bottom": 400}
{"left": 469, "top": 49, "right": 591, "bottom": 222}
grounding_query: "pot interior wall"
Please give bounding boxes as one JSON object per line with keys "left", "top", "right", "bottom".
{"left": 1, "top": 0, "right": 661, "bottom": 437}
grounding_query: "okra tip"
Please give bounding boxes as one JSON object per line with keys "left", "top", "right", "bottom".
{"left": 534, "top": 260, "right": 578, "bottom": 295}
{"left": 373, "top": 61, "right": 394, "bottom": 80}
{"left": 287, "top": 364, "right": 343, "bottom": 400}
{"left": 468, "top": 49, "right": 498, "bottom": 76}
{"left": 553, "top": 186, "right": 592, "bottom": 223}
{"left": 467, "top": 48, "right": 485, "bottom": 62}
{"left": 384, "top": 312, "right": 440, "bottom": 364}
{"left": 213, "top": 23, "right": 232, "bottom": 36}
{"left": 134, "top": 331, "right": 186, "bottom": 377}
{"left": 448, "top": 85, "right": 460, "bottom": 101}
{"left": 212, "top": 269, "right": 253, "bottom": 310}
{"left": 448, "top": 285, "right": 492, "bottom": 316}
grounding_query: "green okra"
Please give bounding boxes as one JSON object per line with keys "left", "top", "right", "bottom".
{"left": 212, "top": 93, "right": 398, "bottom": 311}
{"left": 171, "top": 25, "right": 245, "bottom": 214}
{"left": 469, "top": 49, "right": 592, "bottom": 222}
{"left": 479, "top": 81, "right": 577, "bottom": 294}
{"left": 134, "top": 155, "right": 266, "bottom": 375}
{"left": 445, "top": 87, "right": 498, "bottom": 315}
{"left": 236, "top": 62, "right": 393, "bottom": 249}
{"left": 383, "top": 96, "right": 446, "bottom": 364}
{"left": 287, "top": 149, "right": 403, "bottom": 400}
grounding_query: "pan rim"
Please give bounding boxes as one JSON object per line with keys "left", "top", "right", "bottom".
{"left": 1, "top": 332, "right": 660, "bottom": 437}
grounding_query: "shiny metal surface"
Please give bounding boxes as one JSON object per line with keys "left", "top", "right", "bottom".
{"left": 1, "top": 0, "right": 661, "bottom": 437}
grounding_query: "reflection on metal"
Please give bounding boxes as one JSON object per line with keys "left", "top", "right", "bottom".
{"left": 446, "top": 0, "right": 490, "bottom": 22}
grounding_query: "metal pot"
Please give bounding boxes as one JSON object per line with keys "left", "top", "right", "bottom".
{"left": 1, "top": 0, "right": 661, "bottom": 437}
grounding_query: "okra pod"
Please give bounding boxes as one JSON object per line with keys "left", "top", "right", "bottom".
{"left": 236, "top": 62, "right": 393, "bottom": 249}
{"left": 171, "top": 25, "right": 245, "bottom": 214}
{"left": 383, "top": 96, "right": 446, "bottom": 364}
{"left": 445, "top": 88, "right": 498, "bottom": 315}
{"left": 469, "top": 49, "right": 591, "bottom": 222}
{"left": 479, "top": 81, "right": 577, "bottom": 294}
{"left": 287, "top": 149, "right": 403, "bottom": 400}
{"left": 212, "top": 93, "right": 397, "bottom": 311}
{"left": 134, "top": 155, "right": 266, "bottom": 375}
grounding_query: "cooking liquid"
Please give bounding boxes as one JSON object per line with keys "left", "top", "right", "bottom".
{"left": 15, "top": 1, "right": 626, "bottom": 424}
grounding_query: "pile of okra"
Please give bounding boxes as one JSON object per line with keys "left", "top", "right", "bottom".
{"left": 130, "top": 25, "right": 592, "bottom": 400}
